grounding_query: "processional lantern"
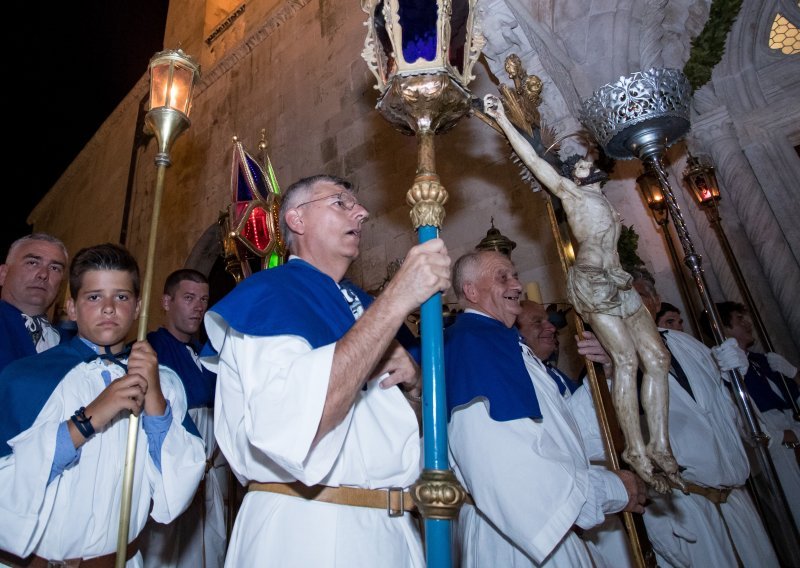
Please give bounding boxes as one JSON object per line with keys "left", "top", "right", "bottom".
{"left": 682, "top": 153, "right": 720, "bottom": 207}
{"left": 145, "top": 49, "right": 201, "bottom": 163}
{"left": 220, "top": 135, "right": 284, "bottom": 283}
{"left": 117, "top": 48, "right": 201, "bottom": 568}
{"left": 361, "top": 2, "right": 483, "bottom": 565}
{"left": 475, "top": 218, "right": 517, "bottom": 257}
{"left": 637, "top": 168, "right": 668, "bottom": 224}
{"left": 581, "top": 68, "right": 800, "bottom": 559}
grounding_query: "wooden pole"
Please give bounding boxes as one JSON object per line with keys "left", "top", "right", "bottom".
{"left": 543, "top": 193, "right": 657, "bottom": 568}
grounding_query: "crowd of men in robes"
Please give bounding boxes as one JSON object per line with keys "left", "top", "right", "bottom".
{"left": 0, "top": 169, "right": 797, "bottom": 567}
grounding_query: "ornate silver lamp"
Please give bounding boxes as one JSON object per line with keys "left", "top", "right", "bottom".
{"left": 361, "top": 2, "right": 483, "bottom": 565}
{"left": 581, "top": 68, "right": 800, "bottom": 560}
{"left": 116, "top": 48, "right": 201, "bottom": 567}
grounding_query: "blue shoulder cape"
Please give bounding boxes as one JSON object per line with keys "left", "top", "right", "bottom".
{"left": 205, "top": 258, "right": 373, "bottom": 347}
{"left": 0, "top": 300, "right": 38, "bottom": 375}
{"left": 444, "top": 312, "right": 542, "bottom": 422}
{"left": 0, "top": 337, "right": 98, "bottom": 457}
{"left": 148, "top": 327, "right": 216, "bottom": 410}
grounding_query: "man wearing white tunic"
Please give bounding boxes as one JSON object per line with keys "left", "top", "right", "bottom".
{"left": 203, "top": 175, "right": 451, "bottom": 567}
{"left": 142, "top": 269, "right": 227, "bottom": 568}
{"left": 445, "top": 250, "right": 645, "bottom": 567}
{"left": 516, "top": 299, "right": 634, "bottom": 567}
{"left": 633, "top": 277, "right": 779, "bottom": 567}
{"left": 0, "top": 243, "right": 205, "bottom": 566}
{"left": 714, "top": 300, "right": 800, "bottom": 530}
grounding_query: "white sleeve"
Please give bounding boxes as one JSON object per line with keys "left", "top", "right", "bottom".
{"left": 449, "top": 400, "right": 588, "bottom": 563}
{"left": 148, "top": 365, "right": 206, "bottom": 523}
{"left": 0, "top": 387, "right": 67, "bottom": 556}
{"left": 567, "top": 383, "right": 607, "bottom": 462}
{"left": 214, "top": 329, "right": 351, "bottom": 485}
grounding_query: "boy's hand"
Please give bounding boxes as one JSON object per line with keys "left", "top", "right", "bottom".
{"left": 128, "top": 340, "right": 167, "bottom": 416}
{"left": 83, "top": 374, "right": 148, "bottom": 431}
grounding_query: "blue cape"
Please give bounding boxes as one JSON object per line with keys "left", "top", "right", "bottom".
{"left": 148, "top": 328, "right": 216, "bottom": 410}
{"left": 745, "top": 351, "right": 800, "bottom": 412}
{"left": 0, "top": 336, "right": 202, "bottom": 457}
{"left": 0, "top": 300, "right": 39, "bottom": 375}
{"left": 546, "top": 365, "right": 581, "bottom": 396}
{"left": 205, "top": 258, "right": 373, "bottom": 346}
{"left": 0, "top": 337, "right": 99, "bottom": 457}
{"left": 444, "top": 312, "right": 542, "bottom": 422}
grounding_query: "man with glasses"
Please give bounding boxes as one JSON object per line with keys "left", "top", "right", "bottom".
{"left": 203, "top": 174, "right": 450, "bottom": 567}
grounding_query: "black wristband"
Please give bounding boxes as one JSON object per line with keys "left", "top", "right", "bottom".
{"left": 70, "top": 406, "right": 95, "bottom": 439}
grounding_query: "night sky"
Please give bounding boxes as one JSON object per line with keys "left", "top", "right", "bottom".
{"left": 2, "top": 1, "right": 169, "bottom": 258}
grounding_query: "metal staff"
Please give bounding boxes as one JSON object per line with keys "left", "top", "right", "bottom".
{"left": 116, "top": 49, "right": 200, "bottom": 567}
{"left": 361, "top": 2, "right": 484, "bottom": 564}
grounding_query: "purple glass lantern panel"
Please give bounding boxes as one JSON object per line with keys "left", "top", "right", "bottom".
{"left": 398, "top": 0, "right": 438, "bottom": 63}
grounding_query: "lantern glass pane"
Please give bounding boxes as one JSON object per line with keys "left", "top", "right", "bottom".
{"left": 449, "top": 0, "right": 469, "bottom": 72}
{"left": 150, "top": 63, "right": 171, "bottom": 110}
{"left": 398, "top": 0, "right": 438, "bottom": 62}
{"left": 240, "top": 206, "right": 272, "bottom": 253}
{"left": 691, "top": 174, "right": 715, "bottom": 203}
{"left": 373, "top": 0, "right": 394, "bottom": 76}
{"left": 169, "top": 65, "right": 195, "bottom": 114}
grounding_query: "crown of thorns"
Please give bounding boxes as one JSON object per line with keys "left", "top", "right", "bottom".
{"left": 560, "top": 154, "right": 583, "bottom": 178}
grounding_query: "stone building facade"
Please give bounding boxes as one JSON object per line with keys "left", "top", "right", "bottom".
{"left": 28, "top": 0, "right": 800, "bottom": 364}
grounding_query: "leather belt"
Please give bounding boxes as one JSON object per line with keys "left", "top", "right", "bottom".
{"left": 248, "top": 481, "right": 417, "bottom": 517}
{"left": 0, "top": 535, "right": 140, "bottom": 568}
{"left": 673, "top": 482, "right": 734, "bottom": 504}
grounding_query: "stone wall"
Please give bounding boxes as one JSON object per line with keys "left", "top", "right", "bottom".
{"left": 29, "top": 0, "right": 563, "bottom": 337}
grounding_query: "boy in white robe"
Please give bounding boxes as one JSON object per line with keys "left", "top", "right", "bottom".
{"left": 0, "top": 243, "right": 205, "bottom": 566}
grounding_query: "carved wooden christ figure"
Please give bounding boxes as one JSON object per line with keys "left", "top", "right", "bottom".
{"left": 483, "top": 94, "right": 685, "bottom": 494}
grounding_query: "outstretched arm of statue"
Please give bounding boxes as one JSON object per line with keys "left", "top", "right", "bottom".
{"left": 483, "top": 94, "right": 569, "bottom": 198}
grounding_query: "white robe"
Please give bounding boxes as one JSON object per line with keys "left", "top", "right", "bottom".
{"left": 205, "top": 322, "right": 424, "bottom": 568}
{"left": 447, "top": 337, "right": 628, "bottom": 567}
{"left": 568, "top": 383, "right": 635, "bottom": 568}
{"left": 141, "top": 406, "right": 229, "bottom": 568}
{"left": 643, "top": 329, "right": 778, "bottom": 568}
{"left": 753, "top": 400, "right": 800, "bottom": 529}
{"left": 0, "top": 359, "right": 205, "bottom": 565}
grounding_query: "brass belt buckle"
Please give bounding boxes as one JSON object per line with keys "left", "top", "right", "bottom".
{"left": 387, "top": 486, "right": 404, "bottom": 517}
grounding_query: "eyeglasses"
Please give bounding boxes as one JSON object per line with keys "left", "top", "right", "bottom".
{"left": 295, "top": 191, "right": 360, "bottom": 211}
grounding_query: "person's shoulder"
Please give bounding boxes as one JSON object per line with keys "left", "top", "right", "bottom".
{"left": 663, "top": 328, "right": 706, "bottom": 350}
{"left": 1, "top": 340, "right": 81, "bottom": 377}
{"left": 147, "top": 327, "right": 177, "bottom": 349}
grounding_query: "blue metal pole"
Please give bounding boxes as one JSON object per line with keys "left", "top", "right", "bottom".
{"left": 417, "top": 223, "right": 451, "bottom": 567}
